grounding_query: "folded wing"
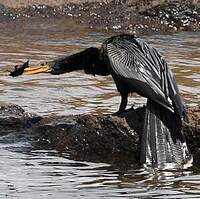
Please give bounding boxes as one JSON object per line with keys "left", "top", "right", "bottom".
{"left": 104, "top": 35, "right": 185, "bottom": 116}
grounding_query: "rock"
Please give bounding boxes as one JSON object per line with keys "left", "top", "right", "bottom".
{"left": 0, "top": 0, "right": 199, "bottom": 34}
{"left": 0, "top": 103, "right": 41, "bottom": 134}
{"left": 183, "top": 106, "right": 200, "bottom": 166}
{"left": 0, "top": 103, "right": 200, "bottom": 166}
{"left": 31, "top": 113, "right": 140, "bottom": 165}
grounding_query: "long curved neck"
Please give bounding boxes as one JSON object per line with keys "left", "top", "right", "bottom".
{"left": 49, "top": 47, "right": 110, "bottom": 76}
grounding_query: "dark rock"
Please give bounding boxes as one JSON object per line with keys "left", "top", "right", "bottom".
{"left": 183, "top": 105, "right": 200, "bottom": 166}
{"left": 0, "top": 103, "right": 200, "bottom": 167}
{"left": 0, "top": 103, "right": 42, "bottom": 134}
{"left": 32, "top": 113, "right": 140, "bottom": 165}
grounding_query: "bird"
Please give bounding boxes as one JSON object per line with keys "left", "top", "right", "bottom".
{"left": 9, "top": 34, "right": 192, "bottom": 169}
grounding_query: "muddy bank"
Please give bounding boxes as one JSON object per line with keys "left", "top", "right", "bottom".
{"left": 0, "top": 103, "right": 200, "bottom": 166}
{"left": 0, "top": 0, "right": 199, "bottom": 34}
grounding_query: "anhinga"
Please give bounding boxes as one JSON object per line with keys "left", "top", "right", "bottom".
{"left": 10, "top": 34, "right": 192, "bottom": 169}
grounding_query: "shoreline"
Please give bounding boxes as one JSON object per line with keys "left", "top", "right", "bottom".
{"left": 0, "top": 0, "right": 199, "bottom": 34}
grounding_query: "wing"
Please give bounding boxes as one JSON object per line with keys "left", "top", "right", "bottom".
{"left": 103, "top": 35, "right": 184, "bottom": 115}
{"left": 164, "top": 59, "right": 187, "bottom": 117}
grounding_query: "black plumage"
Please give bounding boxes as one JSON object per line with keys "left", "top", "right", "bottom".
{"left": 101, "top": 35, "right": 192, "bottom": 168}
{"left": 10, "top": 34, "right": 192, "bottom": 169}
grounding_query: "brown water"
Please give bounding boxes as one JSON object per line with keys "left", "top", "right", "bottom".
{"left": 0, "top": 19, "right": 200, "bottom": 198}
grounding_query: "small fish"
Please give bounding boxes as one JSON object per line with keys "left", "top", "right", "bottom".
{"left": 9, "top": 60, "right": 29, "bottom": 77}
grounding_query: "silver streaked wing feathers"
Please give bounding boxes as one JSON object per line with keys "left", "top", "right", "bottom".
{"left": 106, "top": 38, "right": 169, "bottom": 102}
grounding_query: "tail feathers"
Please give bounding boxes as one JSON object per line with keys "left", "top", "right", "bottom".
{"left": 140, "top": 99, "right": 192, "bottom": 169}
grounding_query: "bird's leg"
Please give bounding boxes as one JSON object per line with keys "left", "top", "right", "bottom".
{"left": 113, "top": 93, "right": 128, "bottom": 115}
{"left": 131, "top": 104, "right": 135, "bottom": 109}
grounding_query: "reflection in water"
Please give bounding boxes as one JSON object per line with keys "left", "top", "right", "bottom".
{"left": 0, "top": 19, "right": 199, "bottom": 198}
{"left": 0, "top": 133, "right": 198, "bottom": 198}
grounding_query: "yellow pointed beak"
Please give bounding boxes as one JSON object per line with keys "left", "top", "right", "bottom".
{"left": 24, "top": 65, "right": 50, "bottom": 75}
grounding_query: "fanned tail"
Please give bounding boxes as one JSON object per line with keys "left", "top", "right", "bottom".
{"left": 140, "top": 99, "right": 192, "bottom": 169}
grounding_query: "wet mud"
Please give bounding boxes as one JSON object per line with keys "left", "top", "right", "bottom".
{"left": 0, "top": 0, "right": 199, "bottom": 34}
{"left": 1, "top": 103, "right": 199, "bottom": 167}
